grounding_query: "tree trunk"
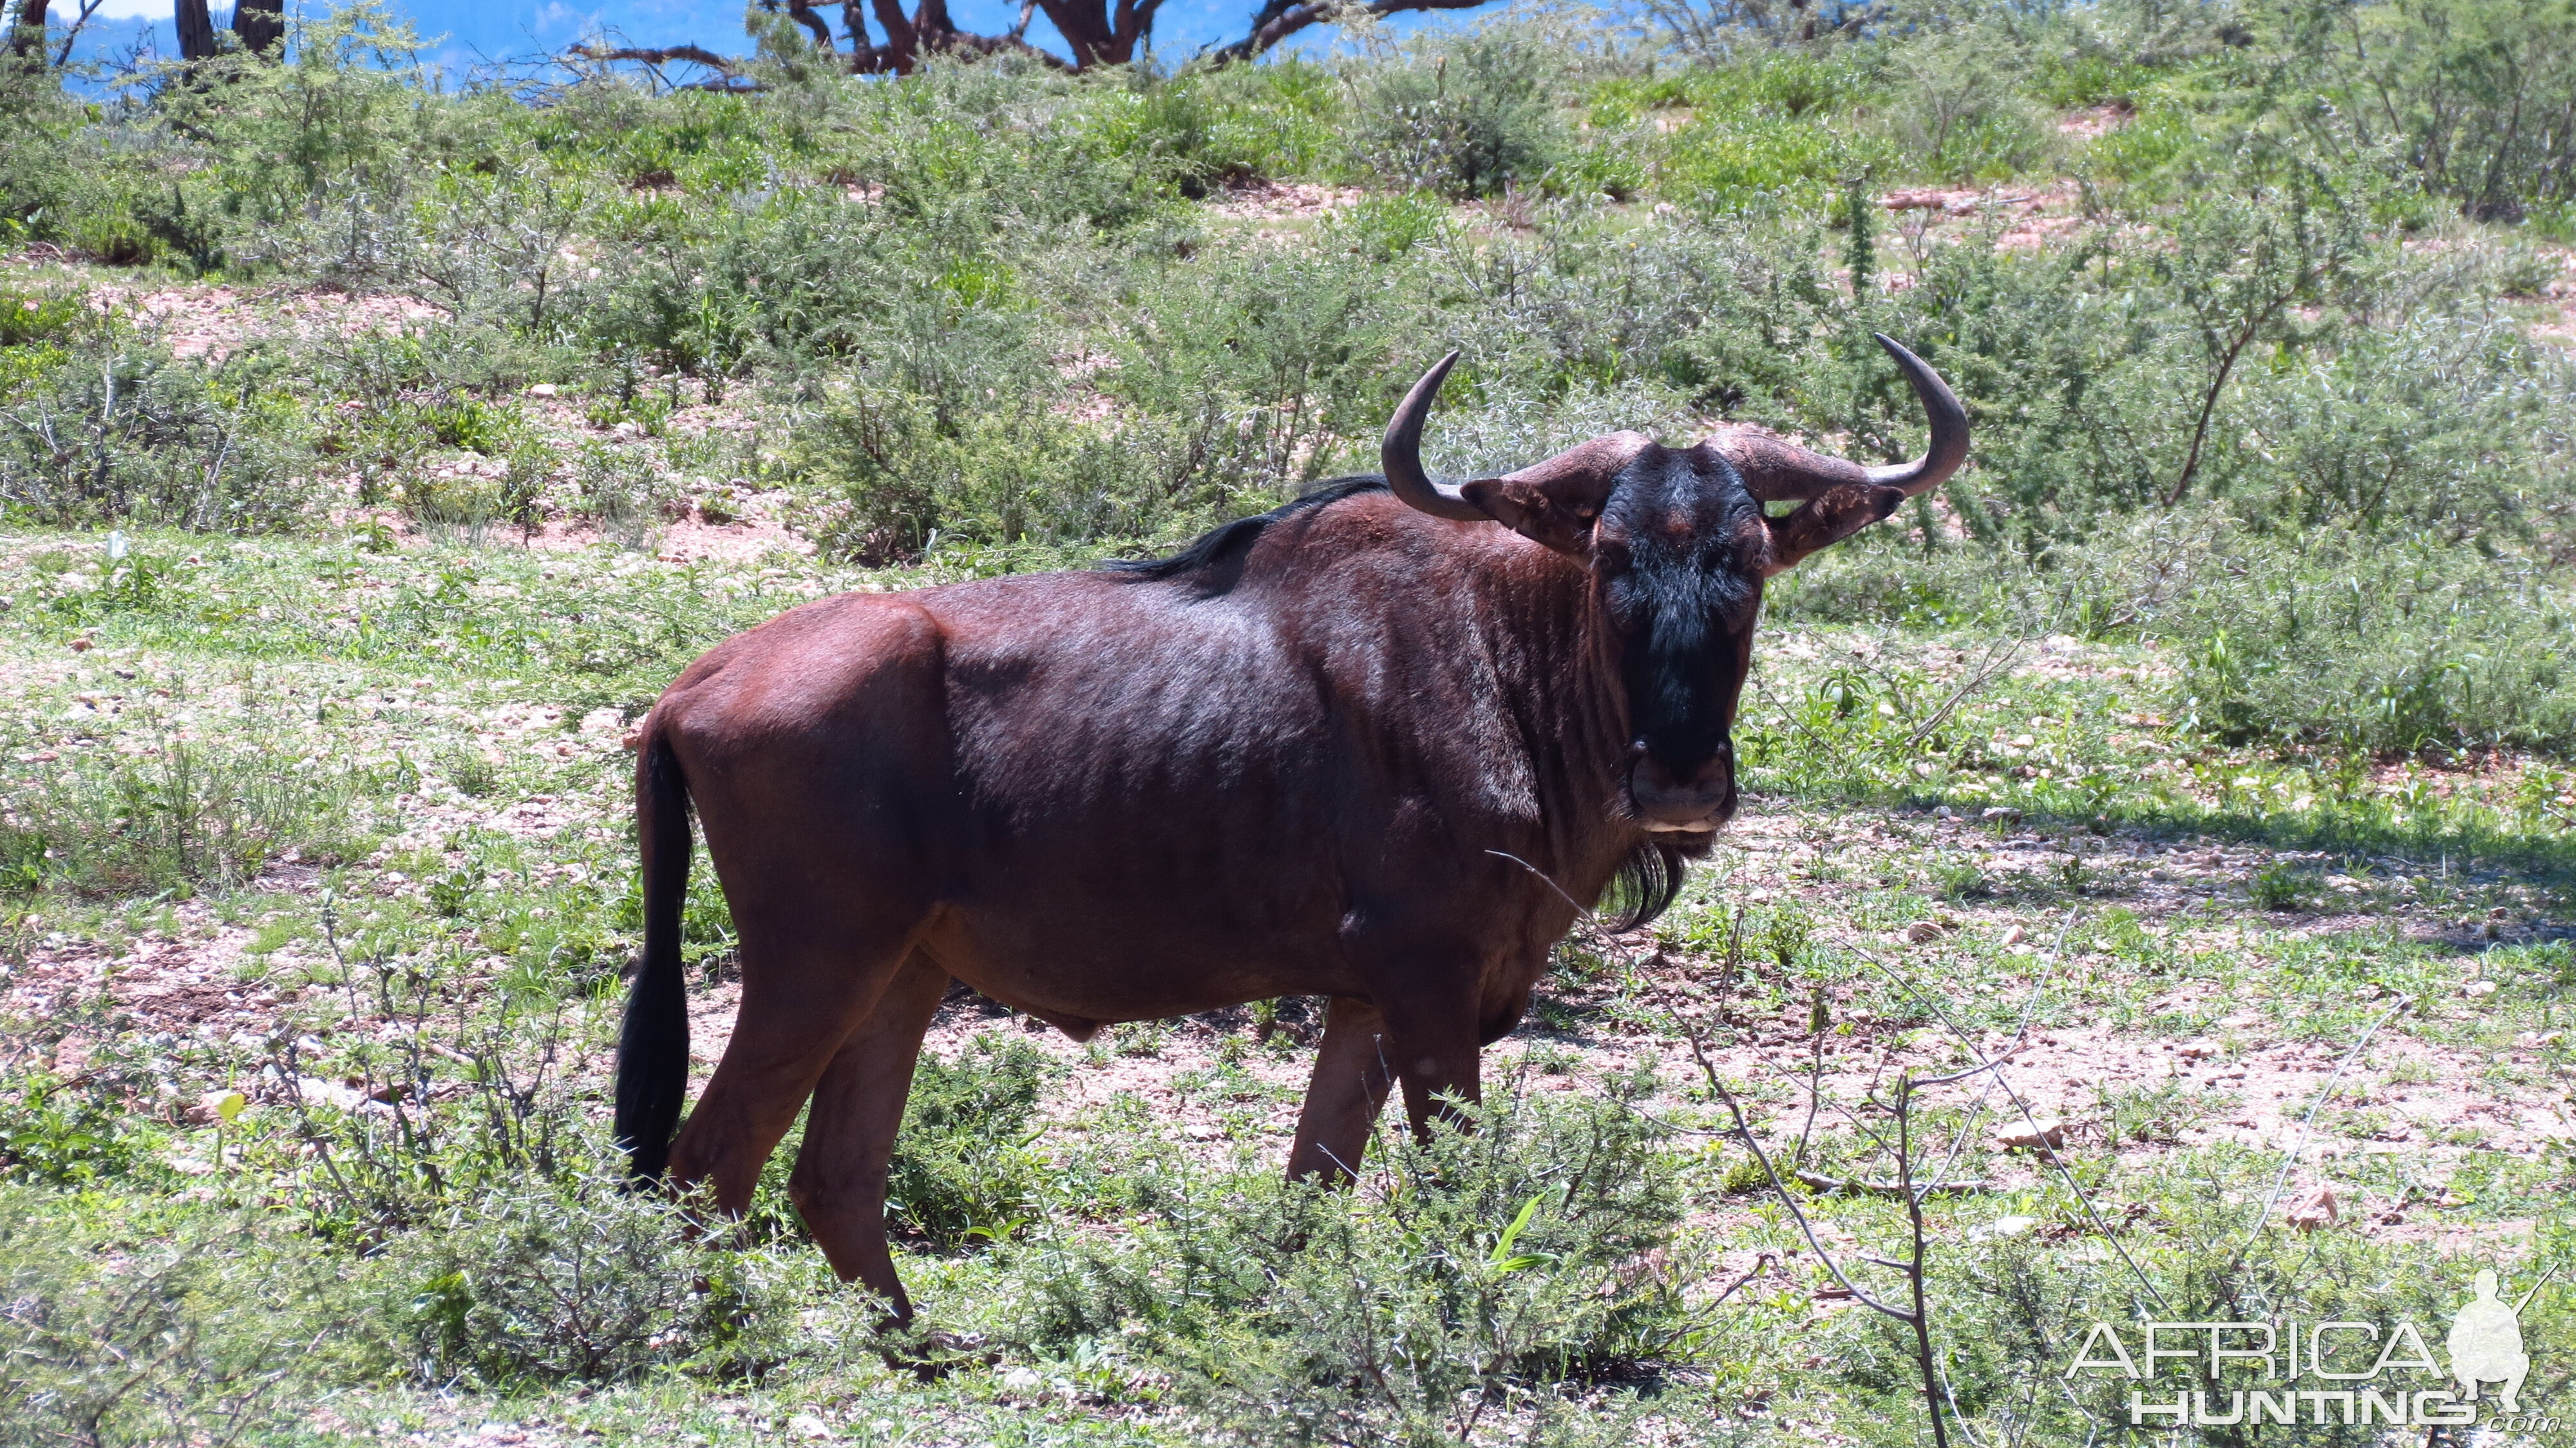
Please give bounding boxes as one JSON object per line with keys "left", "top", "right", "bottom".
{"left": 7, "top": 0, "right": 46, "bottom": 59}
{"left": 230, "top": 0, "right": 281, "bottom": 55}
{"left": 1032, "top": 0, "right": 1160, "bottom": 66}
{"left": 783, "top": 0, "right": 835, "bottom": 52}
{"left": 173, "top": 0, "right": 215, "bottom": 59}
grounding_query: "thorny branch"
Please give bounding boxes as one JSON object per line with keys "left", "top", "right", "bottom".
{"left": 1685, "top": 1036, "right": 1954, "bottom": 1448}
{"left": 1845, "top": 930, "right": 2173, "bottom": 1315}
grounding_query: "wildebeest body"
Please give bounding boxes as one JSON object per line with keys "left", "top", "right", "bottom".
{"left": 618, "top": 338, "right": 1969, "bottom": 1323}
{"left": 659, "top": 486, "right": 1625, "bottom": 1030}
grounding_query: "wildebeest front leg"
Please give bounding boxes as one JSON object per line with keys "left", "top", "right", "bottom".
{"left": 1285, "top": 996, "right": 1396, "bottom": 1184}
{"left": 1366, "top": 952, "right": 1486, "bottom": 1140}
{"left": 790, "top": 951, "right": 949, "bottom": 1320}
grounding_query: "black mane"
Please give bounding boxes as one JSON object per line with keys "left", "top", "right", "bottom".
{"left": 1597, "top": 837, "right": 1690, "bottom": 931}
{"left": 1102, "top": 477, "right": 1390, "bottom": 585}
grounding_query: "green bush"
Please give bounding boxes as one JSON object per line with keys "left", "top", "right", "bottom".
{"left": 364, "top": 1174, "right": 824, "bottom": 1386}
{"left": 1078, "top": 61, "right": 1344, "bottom": 190}
{"left": 998, "top": 1073, "right": 1698, "bottom": 1443}
{"left": 887, "top": 1031, "right": 1057, "bottom": 1248}
{"left": 2320, "top": 0, "right": 2576, "bottom": 220}
{"left": 0, "top": 725, "right": 372, "bottom": 898}
{"left": 0, "top": 1191, "right": 304, "bottom": 1447}
{"left": 1345, "top": 30, "right": 1569, "bottom": 198}
{"left": 1881, "top": 24, "right": 2055, "bottom": 182}
{"left": 0, "top": 1071, "right": 147, "bottom": 1185}
{"left": 0, "top": 332, "right": 319, "bottom": 531}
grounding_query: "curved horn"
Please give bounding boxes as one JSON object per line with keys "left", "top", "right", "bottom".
{"left": 1380, "top": 350, "right": 1491, "bottom": 523}
{"left": 1860, "top": 333, "right": 1969, "bottom": 497}
{"left": 1723, "top": 334, "right": 1969, "bottom": 502}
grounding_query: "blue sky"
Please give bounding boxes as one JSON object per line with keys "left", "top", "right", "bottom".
{"left": 62, "top": 0, "right": 1347, "bottom": 76}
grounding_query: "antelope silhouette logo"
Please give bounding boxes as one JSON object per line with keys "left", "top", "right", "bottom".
{"left": 2448, "top": 1270, "right": 2531, "bottom": 1414}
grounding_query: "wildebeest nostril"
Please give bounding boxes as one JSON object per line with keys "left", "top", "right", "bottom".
{"left": 1629, "top": 750, "right": 1734, "bottom": 824}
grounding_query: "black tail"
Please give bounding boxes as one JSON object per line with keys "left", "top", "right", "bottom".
{"left": 614, "top": 721, "right": 692, "bottom": 1181}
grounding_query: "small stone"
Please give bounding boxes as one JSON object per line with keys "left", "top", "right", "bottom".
{"left": 191, "top": 1088, "right": 247, "bottom": 1124}
{"left": 2462, "top": 979, "right": 2499, "bottom": 998}
{"left": 526, "top": 383, "right": 560, "bottom": 398}
{"left": 296, "top": 1076, "right": 369, "bottom": 1111}
{"left": 1994, "top": 1119, "right": 2066, "bottom": 1152}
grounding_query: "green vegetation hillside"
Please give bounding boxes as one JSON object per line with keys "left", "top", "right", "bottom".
{"left": 3, "top": 2, "right": 2575, "bottom": 1443}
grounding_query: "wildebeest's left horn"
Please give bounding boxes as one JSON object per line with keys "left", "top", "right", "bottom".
{"left": 1859, "top": 334, "right": 1969, "bottom": 497}
{"left": 1381, "top": 351, "right": 1492, "bottom": 523}
{"left": 1726, "top": 335, "right": 1969, "bottom": 502}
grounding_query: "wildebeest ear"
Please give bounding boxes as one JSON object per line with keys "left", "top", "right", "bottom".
{"left": 1455, "top": 431, "right": 1655, "bottom": 558}
{"left": 1458, "top": 477, "right": 1597, "bottom": 555}
{"left": 1761, "top": 482, "right": 1906, "bottom": 575}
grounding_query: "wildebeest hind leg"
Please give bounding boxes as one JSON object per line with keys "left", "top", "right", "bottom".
{"left": 667, "top": 920, "right": 924, "bottom": 1220}
{"left": 789, "top": 950, "right": 948, "bottom": 1320}
{"left": 1285, "top": 996, "right": 1396, "bottom": 1184}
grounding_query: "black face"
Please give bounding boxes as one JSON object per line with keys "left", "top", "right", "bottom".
{"left": 1590, "top": 446, "right": 1768, "bottom": 837}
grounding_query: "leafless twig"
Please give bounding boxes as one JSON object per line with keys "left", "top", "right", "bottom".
{"left": 1845, "top": 932, "right": 2172, "bottom": 1315}
{"left": 2230, "top": 998, "right": 2407, "bottom": 1268}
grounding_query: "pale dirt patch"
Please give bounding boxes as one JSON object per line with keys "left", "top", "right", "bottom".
{"left": 2058, "top": 105, "right": 2130, "bottom": 139}
{"left": 1877, "top": 181, "right": 2087, "bottom": 252}
{"left": 1204, "top": 179, "right": 1367, "bottom": 245}
{"left": 511, "top": 511, "right": 815, "bottom": 564}
{"left": 91, "top": 283, "right": 449, "bottom": 361}
{"left": 2526, "top": 254, "right": 2576, "bottom": 347}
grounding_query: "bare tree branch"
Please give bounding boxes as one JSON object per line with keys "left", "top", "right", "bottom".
{"left": 1213, "top": 0, "right": 1493, "bottom": 64}
{"left": 784, "top": 0, "right": 836, "bottom": 50}
{"left": 564, "top": 43, "right": 763, "bottom": 93}
{"left": 51, "top": 0, "right": 102, "bottom": 66}
{"left": 568, "top": 42, "right": 741, "bottom": 73}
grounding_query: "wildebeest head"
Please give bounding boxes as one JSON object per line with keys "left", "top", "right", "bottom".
{"left": 1380, "top": 335, "right": 1967, "bottom": 840}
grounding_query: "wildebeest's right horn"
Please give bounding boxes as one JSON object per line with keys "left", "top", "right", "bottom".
{"left": 1859, "top": 334, "right": 1969, "bottom": 497}
{"left": 1381, "top": 351, "right": 1493, "bottom": 523}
